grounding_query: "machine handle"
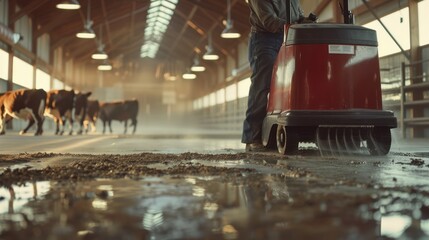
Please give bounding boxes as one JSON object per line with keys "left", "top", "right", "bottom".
{"left": 341, "top": 0, "right": 354, "bottom": 24}
{"left": 286, "top": 0, "right": 291, "bottom": 24}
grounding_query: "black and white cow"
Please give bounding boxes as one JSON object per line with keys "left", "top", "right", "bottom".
{"left": 99, "top": 99, "right": 139, "bottom": 134}
{"left": 0, "top": 89, "right": 47, "bottom": 136}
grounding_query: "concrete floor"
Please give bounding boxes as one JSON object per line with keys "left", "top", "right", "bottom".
{"left": 0, "top": 126, "right": 424, "bottom": 154}
{"left": 0, "top": 127, "right": 428, "bottom": 239}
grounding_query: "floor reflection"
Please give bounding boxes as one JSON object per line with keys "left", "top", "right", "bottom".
{"left": 0, "top": 174, "right": 428, "bottom": 240}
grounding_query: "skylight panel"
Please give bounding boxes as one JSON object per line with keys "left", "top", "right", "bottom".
{"left": 161, "top": 1, "right": 176, "bottom": 10}
{"left": 155, "top": 17, "right": 170, "bottom": 25}
{"left": 159, "top": 6, "right": 174, "bottom": 15}
{"left": 150, "top": 0, "right": 162, "bottom": 8}
{"left": 147, "top": 7, "right": 159, "bottom": 14}
{"left": 141, "top": 0, "right": 179, "bottom": 58}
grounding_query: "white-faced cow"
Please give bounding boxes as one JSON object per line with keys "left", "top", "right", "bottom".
{"left": 0, "top": 89, "right": 47, "bottom": 136}
{"left": 99, "top": 99, "right": 139, "bottom": 134}
{"left": 45, "top": 89, "right": 92, "bottom": 135}
{"left": 45, "top": 89, "right": 75, "bottom": 135}
{"left": 84, "top": 100, "right": 99, "bottom": 133}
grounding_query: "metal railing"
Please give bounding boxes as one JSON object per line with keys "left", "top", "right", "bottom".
{"left": 381, "top": 59, "right": 429, "bottom": 138}
{"left": 392, "top": 59, "right": 429, "bottom": 138}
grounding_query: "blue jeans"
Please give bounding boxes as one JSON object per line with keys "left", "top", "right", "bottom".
{"left": 242, "top": 31, "right": 283, "bottom": 144}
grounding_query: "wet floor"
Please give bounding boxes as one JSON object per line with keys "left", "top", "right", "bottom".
{"left": 1, "top": 173, "right": 429, "bottom": 240}
{"left": 0, "top": 131, "right": 429, "bottom": 239}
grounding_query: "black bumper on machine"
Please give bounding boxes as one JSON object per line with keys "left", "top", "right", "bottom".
{"left": 276, "top": 109, "right": 397, "bottom": 128}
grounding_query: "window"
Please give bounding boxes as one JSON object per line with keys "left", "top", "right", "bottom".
{"left": 36, "top": 69, "right": 50, "bottom": 91}
{"left": 419, "top": 0, "right": 429, "bottom": 46}
{"left": 12, "top": 56, "right": 33, "bottom": 88}
{"left": 0, "top": 49, "right": 8, "bottom": 80}
{"left": 203, "top": 95, "right": 209, "bottom": 108}
{"left": 225, "top": 84, "right": 237, "bottom": 102}
{"left": 364, "top": 8, "right": 410, "bottom": 57}
{"left": 209, "top": 92, "right": 216, "bottom": 107}
{"left": 0, "top": 0, "right": 8, "bottom": 25}
{"left": 216, "top": 88, "right": 225, "bottom": 105}
{"left": 238, "top": 77, "right": 251, "bottom": 98}
{"left": 53, "top": 78, "right": 64, "bottom": 89}
{"left": 193, "top": 98, "right": 203, "bottom": 110}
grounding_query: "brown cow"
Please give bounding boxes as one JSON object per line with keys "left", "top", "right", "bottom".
{"left": 0, "top": 89, "right": 47, "bottom": 136}
{"left": 99, "top": 99, "right": 138, "bottom": 134}
{"left": 84, "top": 100, "right": 100, "bottom": 133}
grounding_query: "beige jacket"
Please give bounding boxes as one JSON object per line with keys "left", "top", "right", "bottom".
{"left": 248, "top": 0, "right": 304, "bottom": 33}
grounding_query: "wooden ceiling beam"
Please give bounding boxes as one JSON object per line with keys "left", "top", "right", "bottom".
{"left": 168, "top": 6, "right": 199, "bottom": 56}
{"left": 34, "top": 14, "right": 79, "bottom": 39}
{"left": 13, "top": 0, "right": 51, "bottom": 22}
{"left": 96, "top": 3, "right": 149, "bottom": 27}
{"left": 100, "top": 0, "right": 113, "bottom": 47}
{"left": 129, "top": 2, "right": 137, "bottom": 40}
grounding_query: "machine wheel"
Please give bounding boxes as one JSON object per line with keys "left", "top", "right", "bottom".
{"left": 276, "top": 125, "right": 298, "bottom": 155}
{"left": 367, "top": 127, "right": 391, "bottom": 156}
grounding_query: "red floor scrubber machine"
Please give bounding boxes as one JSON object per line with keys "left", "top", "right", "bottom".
{"left": 262, "top": 0, "right": 397, "bottom": 155}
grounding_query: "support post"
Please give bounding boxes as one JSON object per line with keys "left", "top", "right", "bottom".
{"left": 400, "top": 62, "right": 406, "bottom": 139}
{"left": 408, "top": 0, "right": 423, "bottom": 138}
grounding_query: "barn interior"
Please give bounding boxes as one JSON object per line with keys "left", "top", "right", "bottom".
{"left": 1, "top": 0, "right": 429, "bottom": 239}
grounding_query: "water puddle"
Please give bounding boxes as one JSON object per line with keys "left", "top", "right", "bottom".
{"left": 0, "top": 173, "right": 427, "bottom": 240}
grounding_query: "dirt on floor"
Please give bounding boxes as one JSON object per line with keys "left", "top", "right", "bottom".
{"left": 0, "top": 152, "right": 291, "bottom": 186}
{"left": 1, "top": 150, "right": 427, "bottom": 187}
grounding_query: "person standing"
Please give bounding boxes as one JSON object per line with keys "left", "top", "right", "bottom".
{"left": 242, "top": 0, "right": 305, "bottom": 152}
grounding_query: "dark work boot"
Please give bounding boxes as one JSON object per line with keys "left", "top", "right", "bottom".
{"left": 245, "top": 143, "right": 267, "bottom": 152}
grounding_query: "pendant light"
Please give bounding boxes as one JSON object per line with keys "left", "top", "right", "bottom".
{"left": 76, "top": 0, "right": 95, "bottom": 39}
{"left": 203, "top": 32, "right": 219, "bottom": 61}
{"left": 92, "top": 45, "right": 108, "bottom": 60}
{"left": 92, "top": 26, "right": 108, "bottom": 60}
{"left": 98, "top": 60, "right": 112, "bottom": 71}
{"left": 182, "top": 69, "right": 197, "bottom": 80}
{"left": 191, "top": 55, "right": 206, "bottom": 72}
{"left": 56, "top": 0, "right": 80, "bottom": 10}
{"left": 221, "top": 0, "right": 241, "bottom": 39}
